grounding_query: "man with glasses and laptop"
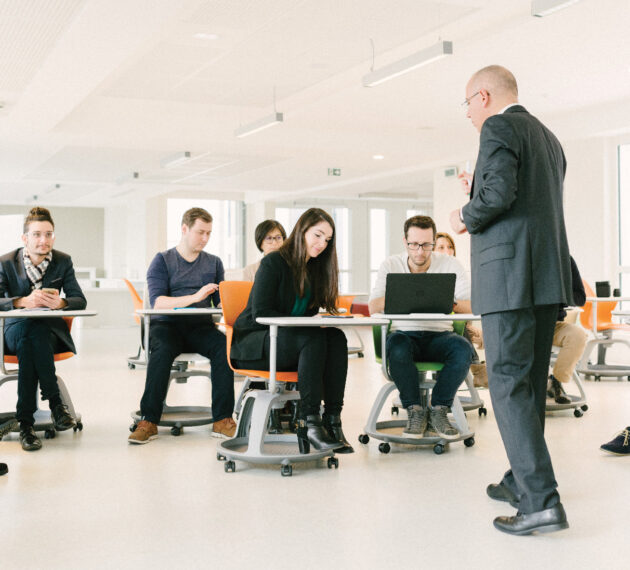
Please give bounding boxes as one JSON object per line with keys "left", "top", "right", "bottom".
{"left": 368, "top": 215, "right": 474, "bottom": 440}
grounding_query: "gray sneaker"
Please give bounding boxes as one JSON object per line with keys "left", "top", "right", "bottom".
{"left": 429, "top": 406, "right": 459, "bottom": 440}
{"left": 403, "top": 405, "right": 428, "bottom": 438}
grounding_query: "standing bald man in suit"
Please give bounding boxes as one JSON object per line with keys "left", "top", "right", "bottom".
{"left": 450, "top": 65, "right": 573, "bottom": 535}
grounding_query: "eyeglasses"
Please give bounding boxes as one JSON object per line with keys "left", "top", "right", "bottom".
{"left": 461, "top": 91, "right": 481, "bottom": 108}
{"left": 406, "top": 242, "right": 434, "bottom": 251}
{"left": 27, "top": 232, "right": 55, "bottom": 240}
{"left": 264, "top": 235, "right": 283, "bottom": 243}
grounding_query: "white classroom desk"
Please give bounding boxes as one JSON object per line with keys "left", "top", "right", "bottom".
{"left": 136, "top": 308, "right": 223, "bottom": 358}
{"left": 256, "top": 315, "right": 389, "bottom": 391}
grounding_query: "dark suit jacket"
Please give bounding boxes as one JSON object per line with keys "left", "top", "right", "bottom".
{"left": 230, "top": 251, "right": 317, "bottom": 361}
{"left": 462, "top": 105, "right": 573, "bottom": 315}
{"left": 0, "top": 248, "right": 87, "bottom": 353}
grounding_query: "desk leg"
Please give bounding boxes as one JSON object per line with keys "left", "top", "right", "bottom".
{"left": 269, "top": 324, "right": 277, "bottom": 393}
{"left": 592, "top": 299, "right": 598, "bottom": 338}
{"left": 144, "top": 315, "right": 150, "bottom": 365}
{"left": 0, "top": 320, "right": 7, "bottom": 376}
{"left": 380, "top": 324, "right": 388, "bottom": 379}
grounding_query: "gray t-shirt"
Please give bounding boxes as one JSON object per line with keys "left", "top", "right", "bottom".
{"left": 146, "top": 247, "right": 224, "bottom": 322}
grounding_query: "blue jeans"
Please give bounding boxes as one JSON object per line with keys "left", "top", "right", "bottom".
{"left": 386, "top": 330, "right": 474, "bottom": 408}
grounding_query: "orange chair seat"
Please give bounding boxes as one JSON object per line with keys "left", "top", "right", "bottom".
{"left": 594, "top": 322, "right": 630, "bottom": 333}
{"left": 4, "top": 352, "right": 74, "bottom": 364}
{"left": 231, "top": 367, "right": 298, "bottom": 383}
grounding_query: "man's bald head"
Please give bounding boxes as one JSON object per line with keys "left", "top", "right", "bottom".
{"left": 469, "top": 65, "right": 518, "bottom": 101}
{"left": 464, "top": 65, "right": 519, "bottom": 132}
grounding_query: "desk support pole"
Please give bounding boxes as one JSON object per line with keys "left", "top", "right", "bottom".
{"left": 592, "top": 299, "right": 598, "bottom": 337}
{"left": 381, "top": 324, "right": 388, "bottom": 379}
{"left": 144, "top": 315, "right": 150, "bottom": 366}
{"left": 269, "top": 324, "right": 278, "bottom": 393}
{"left": 0, "top": 321, "right": 7, "bottom": 376}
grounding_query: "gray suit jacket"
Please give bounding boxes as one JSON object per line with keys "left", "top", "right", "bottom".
{"left": 0, "top": 248, "right": 87, "bottom": 353}
{"left": 462, "top": 105, "right": 573, "bottom": 315}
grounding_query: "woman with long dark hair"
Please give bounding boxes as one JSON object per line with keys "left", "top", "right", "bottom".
{"left": 230, "top": 208, "right": 353, "bottom": 453}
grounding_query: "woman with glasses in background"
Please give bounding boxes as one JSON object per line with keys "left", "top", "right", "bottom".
{"left": 242, "top": 219, "right": 287, "bottom": 282}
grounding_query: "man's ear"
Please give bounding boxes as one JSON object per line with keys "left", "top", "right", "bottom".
{"left": 480, "top": 89, "right": 490, "bottom": 106}
{"left": 21, "top": 234, "right": 28, "bottom": 247}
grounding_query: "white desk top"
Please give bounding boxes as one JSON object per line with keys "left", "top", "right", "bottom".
{"left": 137, "top": 308, "right": 222, "bottom": 316}
{"left": 612, "top": 310, "right": 630, "bottom": 317}
{"left": 257, "top": 315, "right": 389, "bottom": 326}
{"left": 0, "top": 309, "right": 97, "bottom": 318}
{"left": 586, "top": 296, "right": 630, "bottom": 302}
{"left": 373, "top": 312, "right": 480, "bottom": 321}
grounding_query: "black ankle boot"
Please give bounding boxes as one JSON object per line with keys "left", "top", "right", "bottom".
{"left": 305, "top": 414, "right": 338, "bottom": 451}
{"left": 268, "top": 408, "right": 283, "bottom": 434}
{"left": 323, "top": 413, "right": 354, "bottom": 454}
{"left": 296, "top": 419, "right": 310, "bottom": 454}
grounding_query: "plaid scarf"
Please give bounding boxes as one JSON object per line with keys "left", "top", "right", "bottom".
{"left": 22, "top": 248, "right": 52, "bottom": 290}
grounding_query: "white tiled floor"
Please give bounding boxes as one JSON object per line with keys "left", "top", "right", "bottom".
{"left": 1, "top": 326, "right": 629, "bottom": 570}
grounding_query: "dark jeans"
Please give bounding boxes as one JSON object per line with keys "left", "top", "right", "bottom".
{"left": 386, "top": 330, "right": 474, "bottom": 408}
{"left": 232, "top": 327, "right": 348, "bottom": 417}
{"left": 482, "top": 305, "right": 559, "bottom": 514}
{"left": 139, "top": 321, "right": 234, "bottom": 424}
{"left": 5, "top": 320, "right": 64, "bottom": 424}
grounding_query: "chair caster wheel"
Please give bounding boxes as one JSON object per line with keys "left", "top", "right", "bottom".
{"left": 224, "top": 460, "right": 236, "bottom": 473}
{"left": 45, "top": 429, "right": 55, "bottom": 439}
{"left": 358, "top": 434, "right": 369, "bottom": 444}
{"left": 327, "top": 457, "right": 339, "bottom": 469}
{"left": 478, "top": 407, "right": 487, "bottom": 416}
{"left": 595, "top": 376, "right": 601, "bottom": 382}
{"left": 358, "top": 352, "right": 365, "bottom": 358}
{"left": 170, "top": 426, "right": 182, "bottom": 436}
{"left": 574, "top": 409, "right": 583, "bottom": 418}
{"left": 433, "top": 443, "right": 444, "bottom": 455}
{"left": 390, "top": 406, "right": 399, "bottom": 415}
{"left": 378, "top": 442, "right": 391, "bottom": 454}
{"left": 581, "top": 404, "right": 588, "bottom": 411}
{"left": 128, "top": 362, "right": 136, "bottom": 370}
{"left": 129, "top": 423, "right": 137, "bottom": 433}
{"left": 281, "top": 464, "right": 293, "bottom": 477}
{"left": 464, "top": 437, "right": 475, "bottom": 447}
{"left": 216, "top": 452, "right": 226, "bottom": 461}
{"left": 73, "top": 422, "right": 83, "bottom": 432}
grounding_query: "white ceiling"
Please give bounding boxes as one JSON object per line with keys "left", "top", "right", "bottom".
{"left": 0, "top": 0, "right": 629, "bottom": 207}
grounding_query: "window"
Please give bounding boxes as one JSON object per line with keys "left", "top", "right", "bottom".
{"left": 406, "top": 208, "right": 429, "bottom": 219}
{"left": 370, "top": 209, "right": 388, "bottom": 289}
{"left": 167, "top": 198, "right": 243, "bottom": 269}
{"left": 619, "top": 145, "right": 630, "bottom": 294}
{"left": 275, "top": 206, "right": 351, "bottom": 293}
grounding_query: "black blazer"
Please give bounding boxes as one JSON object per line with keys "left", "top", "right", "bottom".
{"left": 0, "top": 248, "right": 87, "bottom": 353}
{"left": 462, "top": 105, "right": 573, "bottom": 315}
{"left": 230, "top": 251, "right": 317, "bottom": 361}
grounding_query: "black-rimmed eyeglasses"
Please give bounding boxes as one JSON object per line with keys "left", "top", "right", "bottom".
{"left": 406, "top": 242, "right": 435, "bottom": 251}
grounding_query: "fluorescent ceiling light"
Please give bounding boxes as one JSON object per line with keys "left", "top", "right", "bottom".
{"left": 161, "top": 151, "right": 191, "bottom": 169}
{"left": 372, "top": 154, "right": 385, "bottom": 160}
{"left": 194, "top": 32, "right": 219, "bottom": 40}
{"left": 531, "top": 0, "right": 581, "bottom": 17}
{"left": 363, "top": 41, "right": 453, "bottom": 87}
{"left": 234, "top": 112, "right": 283, "bottom": 138}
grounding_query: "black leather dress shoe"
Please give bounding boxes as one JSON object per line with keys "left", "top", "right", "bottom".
{"left": 51, "top": 404, "right": 76, "bottom": 431}
{"left": 20, "top": 426, "right": 42, "bottom": 452}
{"left": 493, "top": 504, "right": 569, "bottom": 535}
{"left": 487, "top": 483, "right": 519, "bottom": 508}
{"left": 0, "top": 462, "right": 8, "bottom": 476}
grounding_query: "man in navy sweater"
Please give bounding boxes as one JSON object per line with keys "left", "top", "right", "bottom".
{"left": 129, "top": 208, "right": 235, "bottom": 444}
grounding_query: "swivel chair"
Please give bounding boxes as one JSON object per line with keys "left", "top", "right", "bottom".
{"left": 123, "top": 279, "right": 146, "bottom": 369}
{"left": 0, "top": 317, "right": 83, "bottom": 440}
{"left": 216, "top": 281, "right": 338, "bottom": 476}
{"left": 359, "top": 321, "right": 479, "bottom": 455}
{"left": 129, "top": 286, "right": 215, "bottom": 437}
{"left": 577, "top": 280, "right": 630, "bottom": 381}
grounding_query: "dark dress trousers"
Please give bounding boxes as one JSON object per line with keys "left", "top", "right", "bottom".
{"left": 0, "top": 248, "right": 86, "bottom": 423}
{"left": 231, "top": 251, "right": 347, "bottom": 416}
{"left": 462, "top": 105, "right": 573, "bottom": 514}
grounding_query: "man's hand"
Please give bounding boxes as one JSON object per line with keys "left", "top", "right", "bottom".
{"left": 192, "top": 283, "right": 219, "bottom": 303}
{"left": 15, "top": 289, "right": 66, "bottom": 309}
{"left": 449, "top": 209, "right": 467, "bottom": 235}
{"left": 458, "top": 171, "right": 473, "bottom": 195}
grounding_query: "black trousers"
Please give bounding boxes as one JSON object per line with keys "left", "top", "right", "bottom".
{"left": 5, "top": 319, "right": 64, "bottom": 425}
{"left": 233, "top": 327, "right": 348, "bottom": 416}
{"left": 482, "top": 304, "right": 560, "bottom": 514}
{"left": 139, "top": 321, "right": 234, "bottom": 424}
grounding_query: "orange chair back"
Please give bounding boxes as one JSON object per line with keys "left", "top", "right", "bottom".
{"left": 123, "top": 279, "right": 143, "bottom": 325}
{"left": 4, "top": 317, "right": 75, "bottom": 364}
{"left": 219, "top": 280, "right": 297, "bottom": 382}
{"left": 580, "top": 279, "right": 618, "bottom": 331}
{"left": 336, "top": 295, "right": 355, "bottom": 314}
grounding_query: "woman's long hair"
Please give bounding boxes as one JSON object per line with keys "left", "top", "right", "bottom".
{"left": 279, "top": 208, "right": 338, "bottom": 312}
